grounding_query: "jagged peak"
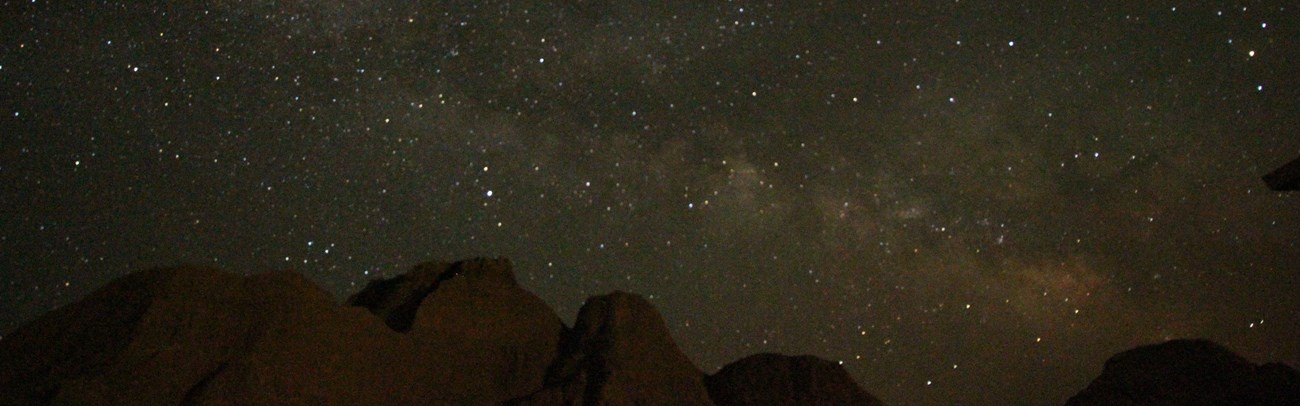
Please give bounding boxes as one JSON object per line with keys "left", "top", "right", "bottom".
{"left": 571, "top": 291, "right": 654, "bottom": 326}
{"left": 517, "top": 289, "right": 715, "bottom": 405}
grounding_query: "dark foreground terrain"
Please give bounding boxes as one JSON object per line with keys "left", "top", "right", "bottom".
{"left": 1, "top": 257, "right": 1296, "bottom": 405}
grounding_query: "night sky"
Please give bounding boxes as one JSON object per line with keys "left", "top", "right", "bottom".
{"left": 2, "top": 1, "right": 1298, "bottom": 404}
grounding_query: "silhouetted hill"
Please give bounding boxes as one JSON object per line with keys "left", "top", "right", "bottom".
{"left": 0, "top": 258, "right": 879, "bottom": 405}
{"left": 706, "top": 353, "right": 884, "bottom": 406}
{"left": 1067, "top": 339, "right": 1300, "bottom": 406}
{"left": 0, "top": 266, "right": 425, "bottom": 404}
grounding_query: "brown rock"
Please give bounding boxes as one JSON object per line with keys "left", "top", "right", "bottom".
{"left": 1066, "top": 339, "right": 1300, "bottom": 406}
{"left": 0, "top": 258, "right": 883, "bottom": 406}
{"left": 705, "top": 353, "right": 883, "bottom": 406}
{"left": 0, "top": 267, "right": 208, "bottom": 405}
{"left": 168, "top": 271, "right": 425, "bottom": 405}
{"left": 0, "top": 267, "right": 422, "bottom": 405}
{"left": 512, "top": 291, "right": 714, "bottom": 405}
{"left": 0, "top": 258, "right": 567, "bottom": 405}
{"left": 349, "top": 257, "right": 566, "bottom": 402}
{"left": 346, "top": 260, "right": 456, "bottom": 332}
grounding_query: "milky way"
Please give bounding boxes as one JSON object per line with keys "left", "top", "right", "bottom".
{"left": 2, "top": 1, "right": 1298, "bottom": 404}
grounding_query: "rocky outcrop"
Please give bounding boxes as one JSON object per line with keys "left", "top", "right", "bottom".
{"left": 512, "top": 291, "right": 714, "bottom": 405}
{"left": 0, "top": 267, "right": 422, "bottom": 405}
{"left": 348, "top": 258, "right": 566, "bottom": 402}
{"left": 0, "top": 258, "right": 880, "bottom": 406}
{"left": 346, "top": 260, "right": 458, "bottom": 332}
{"left": 705, "top": 353, "right": 883, "bottom": 406}
{"left": 1066, "top": 339, "right": 1300, "bottom": 406}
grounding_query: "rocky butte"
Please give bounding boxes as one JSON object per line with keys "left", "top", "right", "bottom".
{"left": 1066, "top": 339, "right": 1300, "bottom": 406}
{"left": 0, "top": 258, "right": 883, "bottom": 405}
{"left": 2, "top": 257, "right": 1297, "bottom": 405}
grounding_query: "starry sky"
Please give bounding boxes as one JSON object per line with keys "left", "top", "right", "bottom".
{"left": 2, "top": 1, "right": 1298, "bottom": 404}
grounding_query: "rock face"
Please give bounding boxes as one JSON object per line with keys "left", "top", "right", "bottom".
{"left": 347, "top": 258, "right": 566, "bottom": 402}
{"left": 1066, "top": 339, "right": 1300, "bottom": 406}
{"left": 706, "top": 353, "right": 884, "bottom": 406}
{"left": 0, "top": 267, "right": 421, "bottom": 405}
{"left": 512, "top": 291, "right": 714, "bottom": 405}
{"left": 0, "top": 257, "right": 881, "bottom": 406}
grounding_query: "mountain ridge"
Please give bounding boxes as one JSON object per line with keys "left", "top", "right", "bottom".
{"left": 2, "top": 257, "right": 1296, "bottom": 405}
{"left": 0, "top": 257, "right": 883, "bottom": 405}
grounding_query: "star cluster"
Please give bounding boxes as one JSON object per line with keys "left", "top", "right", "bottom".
{"left": 2, "top": 1, "right": 1297, "bottom": 404}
